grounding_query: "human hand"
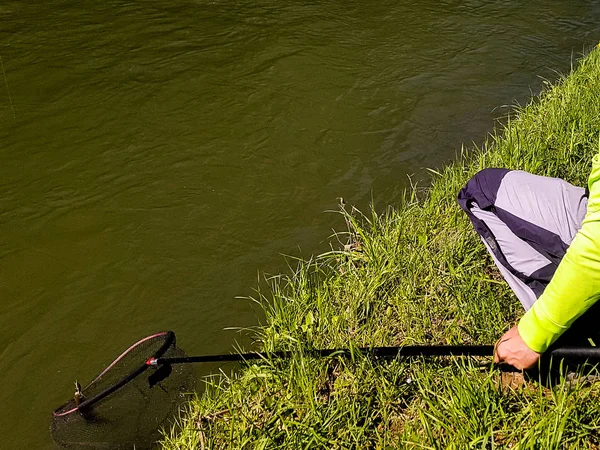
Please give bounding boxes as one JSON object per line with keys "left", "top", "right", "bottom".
{"left": 494, "top": 325, "right": 540, "bottom": 370}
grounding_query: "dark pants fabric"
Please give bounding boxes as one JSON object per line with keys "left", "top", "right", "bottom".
{"left": 458, "top": 168, "right": 588, "bottom": 311}
{"left": 458, "top": 168, "right": 600, "bottom": 350}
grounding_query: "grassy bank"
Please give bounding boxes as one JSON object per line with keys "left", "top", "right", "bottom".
{"left": 163, "top": 46, "right": 600, "bottom": 449}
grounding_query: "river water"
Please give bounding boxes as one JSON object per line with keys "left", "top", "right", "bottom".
{"left": 1, "top": 1, "right": 599, "bottom": 448}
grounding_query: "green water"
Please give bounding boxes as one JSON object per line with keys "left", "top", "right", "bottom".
{"left": 1, "top": 1, "right": 599, "bottom": 447}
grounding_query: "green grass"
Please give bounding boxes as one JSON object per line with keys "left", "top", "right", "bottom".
{"left": 162, "top": 45, "right": 600, "bottom": 449}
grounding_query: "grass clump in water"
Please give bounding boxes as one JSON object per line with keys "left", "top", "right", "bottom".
{"left": 162, "top": 46, "right": 600, "bottom": 449}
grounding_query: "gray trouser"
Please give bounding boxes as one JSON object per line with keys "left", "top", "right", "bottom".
{"left": 457, "top": 169, "right": 588, "bottom": 311}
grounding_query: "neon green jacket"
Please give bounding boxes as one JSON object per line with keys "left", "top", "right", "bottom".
{"left": 519, "top": 152, "right": 600, "bottom": 353}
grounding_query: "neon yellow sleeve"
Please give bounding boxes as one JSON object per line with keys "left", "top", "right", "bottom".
{"left": 518, "top": 153, "right": 600, "bottom": 353}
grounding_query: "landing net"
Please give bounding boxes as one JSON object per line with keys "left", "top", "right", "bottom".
{"left": 51, "top": 331, "right": 194, "bottom": 449}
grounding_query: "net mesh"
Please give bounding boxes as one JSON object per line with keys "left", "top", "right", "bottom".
{"left": 51, "top": 331, "right": 195, "bottom": 450}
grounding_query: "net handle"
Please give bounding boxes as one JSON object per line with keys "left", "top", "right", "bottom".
{"left": 150, "top": 345, "right": 600, "bottom": 366}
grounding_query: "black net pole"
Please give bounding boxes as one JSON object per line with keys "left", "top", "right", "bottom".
{"left": 153, "top": 345, "right": 600, "bottom": 366}
{"left": 549, "top": 347, "right": 600, "bottom": 359}
{"left": 154, "top": 345, "right": 495, "bottom": 365}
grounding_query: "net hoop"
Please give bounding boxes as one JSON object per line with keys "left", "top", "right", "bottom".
{"left": 53, "top": 331, "right": 175, "bottom": 418}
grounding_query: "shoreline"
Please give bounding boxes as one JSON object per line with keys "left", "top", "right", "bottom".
{"left": 162, "top": 46, "right": 600, "bottom": 448}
